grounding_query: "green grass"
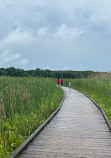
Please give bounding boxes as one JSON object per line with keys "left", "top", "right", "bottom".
{"left": 64, "top": 77, "right": 111, "bottom": 121}
{"left": 0, "top": 77, "right": 63, "bottom": 158}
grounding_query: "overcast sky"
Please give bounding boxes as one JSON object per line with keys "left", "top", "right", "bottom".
{"left": 0, "top": 0, "right": 111, "bottom": 71}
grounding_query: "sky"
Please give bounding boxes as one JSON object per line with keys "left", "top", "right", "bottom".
{"left": 0, "top": 0, "right": 111, "bottom": 71}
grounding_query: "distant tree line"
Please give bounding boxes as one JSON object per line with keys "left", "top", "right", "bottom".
{"left": 0, "top": 67, "right": 99, "bottom": 78}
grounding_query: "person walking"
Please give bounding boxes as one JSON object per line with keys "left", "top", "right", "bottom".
{"left": 69, "top": 82, "right": 71, "bottom": 90}
{"left": 61, "top": 79, "right": 63, "bottom": 86}
{"left": 57, "top": 78, "right": 60, "bottom": 85}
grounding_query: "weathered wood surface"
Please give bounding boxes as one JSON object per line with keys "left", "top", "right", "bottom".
{"left": 18, "top": 87, "right": 111, "bottom": 158}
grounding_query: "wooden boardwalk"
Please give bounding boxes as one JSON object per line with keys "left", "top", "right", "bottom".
{"left": 18, "top": 87, "right": 111, "bottom": 158}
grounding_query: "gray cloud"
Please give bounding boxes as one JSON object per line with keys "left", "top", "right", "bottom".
{"left": 54, "top": 24, "right": 84, "bottom": 39}
{"left": 1, "top": 0, "right": 111, "bottom": 35}
{"left": 0, "top": 50, "right": 30, "bottom": 66}
{"left": 0, "top": 0, "right": 111, "bottom": 71}
{"left": 0, "top": 28, "right": 34, "bottom": 47}
{"left": 0, "top": 50, "right": 21, "bottom": 63}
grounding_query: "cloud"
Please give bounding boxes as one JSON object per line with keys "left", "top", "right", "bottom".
{"left": 0, "top": 50, "right": 30, "bottom": 66}
{"left": 0, "top": 0, "right": 111, "bottom": 71}
{"left": 1, "top": 28, "right": 33, "bottom": 47}
{"left": 19, "top": 59, "right": 29, "bottom": 65}
{"left": 0, "top": 50, "right": 21, "bottom": 63}
{"left": 1, "top": 0, "right": 111, "bottom": 39}
{"left": 37, "top": 27, "right": 48, "bottom": 37}
{"left": 54, "top": 24, "right": 84, "bottom": 39}
{"left": 1, "top": 0, "right": 111, "bottom": 34}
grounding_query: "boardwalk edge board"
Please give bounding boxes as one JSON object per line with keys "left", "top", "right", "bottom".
{"left": 8, "top": 97, "right": 64, "bottom": 158}
{"left": 74, "top": 88, "right": 111, "bottom": 131}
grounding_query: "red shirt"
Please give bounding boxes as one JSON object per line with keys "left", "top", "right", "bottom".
{"left": 57, "top": 79, "right": 60, "bottom": 84}
{"left": 61, "top": 79, "right": 63, "bottom": 83}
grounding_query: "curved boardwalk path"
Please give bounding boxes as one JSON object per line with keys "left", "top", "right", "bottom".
{"left": 18, "top": 87, "right": 111, "bottom": 158}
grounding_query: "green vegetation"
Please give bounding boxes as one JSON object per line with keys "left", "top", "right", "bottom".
{"left": 0, "top": 77, "right": 63, "bottom": 158}
{"left": 0, "top": 67, "right": 98, "bottom": 78}
{"left": 64, "top": 76, "right": 111, "bottom": 121}
{"left": 1, "top": 74, "right": 111, "bottom": 157}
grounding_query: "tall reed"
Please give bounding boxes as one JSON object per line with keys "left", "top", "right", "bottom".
{"left": 0, "top": 77, "right": 63, "bottom": 158}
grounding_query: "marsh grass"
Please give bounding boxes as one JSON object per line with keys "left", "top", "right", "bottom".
{"left": 0, "top": 77, "right": 63, "bottom": 158}
{"left": 64, "top": 76, "right": 111, "bottom": 121}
